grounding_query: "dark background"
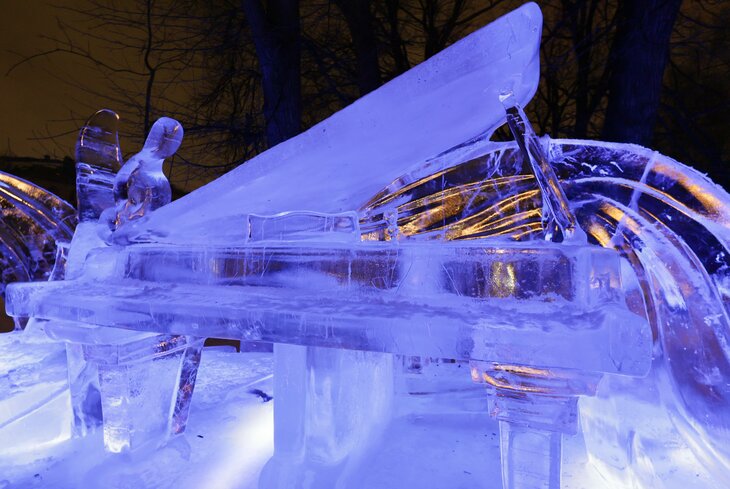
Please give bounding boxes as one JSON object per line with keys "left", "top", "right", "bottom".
{"left": 1, "top": 0, "right": 728, "bottom": 194}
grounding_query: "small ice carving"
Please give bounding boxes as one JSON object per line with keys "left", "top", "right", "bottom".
{"left": 100, "top": 117, "right": 182, "bottom": 240}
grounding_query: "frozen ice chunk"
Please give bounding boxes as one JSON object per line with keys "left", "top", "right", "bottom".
{"left": 0, "top": 330, "right": 72, "bottom": 460}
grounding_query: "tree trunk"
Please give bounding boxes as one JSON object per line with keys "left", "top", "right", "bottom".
{"left": 242, "top": 0, "right": 301, "bottom": 147}
{"left": 602, "top": 0, "right": 682, "bottom": 146}
{"left": 335, "top": 0, "right": 381, "bottom": 97}
{"left": 383, "top": 0, "right": 410, "bottom": 75}
{"left": 564, "top": 0, "right": 600, "bottom": 138}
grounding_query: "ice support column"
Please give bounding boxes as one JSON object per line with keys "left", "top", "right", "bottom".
{"left": 499, "top": 421, "right": 563, "bottom": 489}
{"left": 261, "top": 344, "right": 394, "bottom": 489}
{"left": 471, "top": 362, "right": 600, "bottom": 489}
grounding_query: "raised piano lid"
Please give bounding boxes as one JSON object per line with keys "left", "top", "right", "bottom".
{"left": 123, "top": 2, "right": 543, "bottom": 246}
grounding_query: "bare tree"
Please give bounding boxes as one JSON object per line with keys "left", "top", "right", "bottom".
{"left": 8, "top": 0, "right": 730, "bottom": 192}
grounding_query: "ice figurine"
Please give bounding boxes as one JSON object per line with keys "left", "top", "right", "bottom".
{"left": 100, "top": 116, "right": 181, "bottom": 242}
{"left": 4, "top": 2, "right": 730, "bottom": 489}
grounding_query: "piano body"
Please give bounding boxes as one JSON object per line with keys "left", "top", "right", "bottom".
{"left": 5, "top": 3, "right": 730, "bottom": 488}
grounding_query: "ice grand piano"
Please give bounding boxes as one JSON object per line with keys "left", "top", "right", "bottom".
{"left": 6, "top": 3, "right": 730, "bottom": 489}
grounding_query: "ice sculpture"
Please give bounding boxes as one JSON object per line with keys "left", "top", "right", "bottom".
{"left": 3, "top": 2, "right": 730, "bottom": 489}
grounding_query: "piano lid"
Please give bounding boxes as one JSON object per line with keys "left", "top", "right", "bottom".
{"left": 123, "top": 2, "right": 543, "bottom": 246}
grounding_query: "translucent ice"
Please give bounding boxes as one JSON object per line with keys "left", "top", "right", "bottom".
{"left": 500, "top": 90, "right": 585, "bottom": 243}
{"left": 0, "top": 328, "right": 72, "bottom": 461}
{"left": 101, "top": 116, "right": 181, "bottom": 242}
{"left": 75, "top": 109, "right": 121, "bottom": 223}
{"left": 116, "top": 2, "right": 543, "bottom": 246}
{"left": 246, "top": 211, "right": 360, "bottom": 243}
{"left": 0, "top": 171, "right": 75, "bottom": 301}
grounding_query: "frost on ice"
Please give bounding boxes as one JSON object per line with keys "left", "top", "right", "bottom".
{"left": 2, "top": 2, "right": 730, "bottom": 489}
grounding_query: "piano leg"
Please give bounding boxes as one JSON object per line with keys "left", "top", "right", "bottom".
{"left": 471, "top": 362, "right": 601, "bottom": 489}
{"left": 65, "top": 332, "right": 204, "bottom": 452}
{"left": 495, "top": 396, "right": 576, "bottom": 489}
{"left": 170, "top": 337, "right": 205, "bottom": 434}
{"left": 66, "top": 342, "right": 103, "bottom": 437}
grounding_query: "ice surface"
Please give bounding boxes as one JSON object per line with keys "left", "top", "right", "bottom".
{"left": 0, "top": 344, "right": 275, "bottom": 488}
{"left": 0, "top": 343, "right": 621, "bottom": 489}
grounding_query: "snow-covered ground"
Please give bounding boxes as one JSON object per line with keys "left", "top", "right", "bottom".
{"left": 0, "top": 331, "right": 609, "bottom": 489}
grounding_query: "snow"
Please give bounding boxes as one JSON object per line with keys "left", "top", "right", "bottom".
{"left": 1, "top": 334, "right": 614, "bottom": 489}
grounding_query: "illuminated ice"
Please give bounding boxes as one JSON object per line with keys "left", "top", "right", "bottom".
{"left": 0, "top": 326, "right": 71, "bottom": 461}
{"left": 3, "top": 2, "right": 730, "bottom": 489}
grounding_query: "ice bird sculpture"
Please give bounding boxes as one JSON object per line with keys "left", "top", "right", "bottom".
{"left": 4, "top": 3, "right": 730, "bottom": 489}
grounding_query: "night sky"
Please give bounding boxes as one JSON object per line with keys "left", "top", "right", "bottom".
{"left": 2, "top": 1, "right": 729, "bottom": 192}
{"left": 1, "top": 1, "right": 110, "bottom": 158}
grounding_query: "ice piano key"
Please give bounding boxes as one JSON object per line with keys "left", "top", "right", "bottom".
{"left": 7, "top": 240, "right": 649, "bottom": 373}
